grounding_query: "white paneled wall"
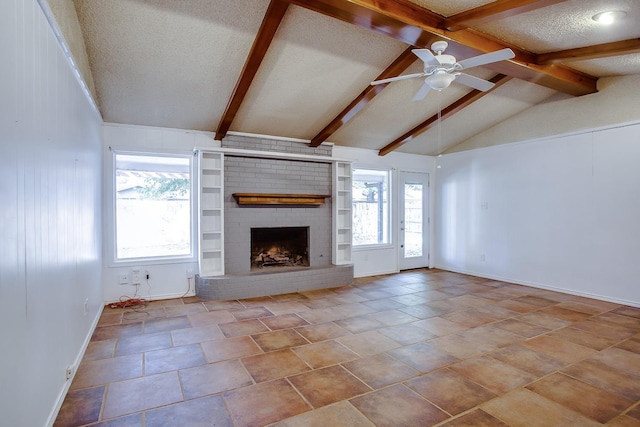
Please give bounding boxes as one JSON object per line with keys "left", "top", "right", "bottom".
{"left": 435, "top": 123, "right": 640, "bottom": 307}
{"left": 0, "top": 1, "right": 103, "bottom": 426}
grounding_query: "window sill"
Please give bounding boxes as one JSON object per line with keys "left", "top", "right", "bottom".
{"left": 352, "top": 244, "right": 394, "bottom": 252}
{"left": 108, "top": 255, "right": 196, "bottom": 268}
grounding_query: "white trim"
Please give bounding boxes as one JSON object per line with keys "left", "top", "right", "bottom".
{"left": 104, "top": 291, "right": 195, "bottom": 305}
{"left": 37, "top": 0, "right": 101, "bottom": 119}
{"left": 400, "top": 169, "right": 435, "bottom": 269}
{"left": 351, "top": 167, "right": 393, "bottom": 249}
{"left": 352, "top": 244, "right": 395, "bottom": 252}
{"left": 106, "top": 150, "right": 198, "bottom": 267}
{"left": 443, "top": 119, "right": 640, "bottom": 159}
{"left": 435, "top": 265, "right": 640, "bottom": 309}
{"left": 46, "top": 304, "right": 105, "bottom": 427}
{"left": 354, "top": 268, "right": 399, "bottom": 278}
{"left": 226, "top": 130, "right": 335, "bottom": 147}
{"left": 398, "top": 171, "right": 430, "bottom": 271}
{"left": 104, "top": 122, "right": 215, "bottom": 138}
{"left": 194, "top": 147, "right": 349, "bottom": 164}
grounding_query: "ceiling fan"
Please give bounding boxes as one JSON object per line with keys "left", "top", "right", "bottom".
{"left": 371, "top": 41, "right": 515, "bottom": 101}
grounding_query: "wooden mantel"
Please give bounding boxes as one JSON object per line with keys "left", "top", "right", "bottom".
{"left": 232, "top": 193, "right": 330, "bottom": 206}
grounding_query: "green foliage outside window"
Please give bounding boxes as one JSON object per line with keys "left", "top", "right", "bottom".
{"left": 139, "top": 178, "right": 190, "bottom": 200}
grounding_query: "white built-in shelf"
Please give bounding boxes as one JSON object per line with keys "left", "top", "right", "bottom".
{"left": 196, "top": 149, "right": 351, "bottom": 273}
{"left": 333, "top": 161, "right": 352, "bottom": 265}
{"left": 198, "top": 152, "right": 224, "bottom": 276}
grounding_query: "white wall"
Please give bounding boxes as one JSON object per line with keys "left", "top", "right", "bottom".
{"left": 450, "top": 74, "right": 640, "bottom": 153}
{"left": 102, "top": 123, "right": 216, "bottom": 302}
{"left": 435, "top": 122, "right": 640, "bottom": 307}
{"left": 0, "top": 1, "right": 103, "bottom": 426}
{"left": 333, "top": 146, "right": 435, "bottom": 277}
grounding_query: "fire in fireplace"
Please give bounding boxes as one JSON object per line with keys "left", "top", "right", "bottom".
{"left": 251, "top": 227, "right": 310, "bottom": 270}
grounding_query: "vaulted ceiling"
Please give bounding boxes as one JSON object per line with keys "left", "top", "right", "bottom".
{"left": 69, "top": 0, "right": 640, "bottom": 155}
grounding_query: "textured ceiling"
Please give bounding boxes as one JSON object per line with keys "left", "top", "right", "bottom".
{"left": 407, "top": 0, "right": 494, "bottom": 16}
{"left": 74, "top": 0, "right": 269, "bottom": 130}
{"left": 66, "top": 0, "right": 640, "bottom": 156}
{"left": 477, "top": 0, "right": 640, "bottom": 52}
{"left": 231, "top": 5, "right": 408, "bottom": 140}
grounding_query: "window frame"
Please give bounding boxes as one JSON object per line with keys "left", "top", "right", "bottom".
{"left": 351, "top": 167, "right": 393, "bottom": 250}
{"left": 107, "top": 149, "right": 197, "bottom": 266}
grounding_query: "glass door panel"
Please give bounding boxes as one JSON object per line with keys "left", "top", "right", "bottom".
{"left": 399, "top": 172, "right": 429, "bottom": 270}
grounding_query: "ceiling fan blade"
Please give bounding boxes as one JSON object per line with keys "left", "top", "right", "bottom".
{"left": 412, "top": 82, "right": 432, "bottom": 101}
{"left": 370, "top": 73, "right": 425, "bottom": 86}
{"left": 455, "top": 73, "right": 496, "bottom": 92}
{"left": 457, "top": 48, "right": 515, "bottom": 70}
{"left": 411, "top": 49, "right": 440, "bottom": 67}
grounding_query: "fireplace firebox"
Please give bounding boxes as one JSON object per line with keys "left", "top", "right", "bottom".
{"left": 251, "top": 227, "right": 310, "bottom": 270}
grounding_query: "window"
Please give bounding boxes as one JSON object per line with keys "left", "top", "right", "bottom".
{"left": 352, "top": 168, "right": 390, "bottom": 246}
{"left": 114, "top": 153, "right": 192, "bottom": 261}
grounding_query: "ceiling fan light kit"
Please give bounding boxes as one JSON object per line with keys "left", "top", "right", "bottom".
{"left": 371, "top": 40, "right": 515, "bottom": 101}
{"left": 427, "top": 71, "right": 456, "bottom": 90}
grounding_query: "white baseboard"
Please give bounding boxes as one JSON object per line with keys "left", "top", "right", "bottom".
{"left": 104, "top": 290, "right": 196, "bottom": 305}
{"left": 434, "top": 264, "right": 640, "bottom": 308}
{"left": 46, "top": 304, "right": 105, "bottom": 427}
{"left": 354, "top": 268, "right": 399, "bottom": 279}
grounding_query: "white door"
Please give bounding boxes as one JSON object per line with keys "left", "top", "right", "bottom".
{"left": 399, "top": 172, "right": 429, "bottom": 270}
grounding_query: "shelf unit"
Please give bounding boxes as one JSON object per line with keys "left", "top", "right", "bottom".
{"left": 333, "top": 161, "right": 353, "bottom": 265}
{"left": 198, "top": 151, "right": 224, "bottom": 276}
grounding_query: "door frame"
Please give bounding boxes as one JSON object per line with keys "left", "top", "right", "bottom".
{"left": 398, "top": 171, "right": 430, "bottom": 270}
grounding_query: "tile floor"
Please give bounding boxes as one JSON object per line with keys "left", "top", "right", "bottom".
{"left": 55, "top": 269, "right": 640, "bottom": 426}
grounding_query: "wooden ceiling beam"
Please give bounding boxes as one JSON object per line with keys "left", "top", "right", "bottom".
{"left": 443, "top": 0, "right": 569, "bottom": 32}
{"left": 215, "top": 0, "right": 289, "bottom": 141}
{"left": 309, "top": 46, "right": 419, "bottom": 147}
{"left": 286, "top": 0, "right": 442, "bottom": 47}
{"left": 537, "top": 38, "right": 640, "bottom": 64}
{"left": 378, "top": 74, "right": 512, "bottom": 156}
{"left": 286, "top": 0, "right": 597, "bottom": 96}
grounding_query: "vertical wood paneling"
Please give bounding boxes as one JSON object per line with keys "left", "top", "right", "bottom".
{"left": 0, "top": 1, "right": 103, "bottom": 425}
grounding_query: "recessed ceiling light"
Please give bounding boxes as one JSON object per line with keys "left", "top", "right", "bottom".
{"left": 592, "top": 10, "right": 627, "bottom": 25}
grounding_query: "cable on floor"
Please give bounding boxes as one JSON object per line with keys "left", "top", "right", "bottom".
{"left": 108, "top": 295, "right": 148, "bottom": 310}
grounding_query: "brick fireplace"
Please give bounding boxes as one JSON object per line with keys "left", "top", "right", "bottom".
{"left": 195, "top": 134, "right": 353, "bottom": 300}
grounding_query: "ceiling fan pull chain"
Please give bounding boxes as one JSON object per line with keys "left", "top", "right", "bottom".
{"left": 437, "top": 90, "right": 442, "bottom": 157}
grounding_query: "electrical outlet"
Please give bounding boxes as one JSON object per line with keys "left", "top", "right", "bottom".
{"left": 480, "top": 253, "right": 486, "bottom": 262}
{"left": 66, "top": 365, "right": 74, "bottom": 380}
{"left": 131, "top": 268, "right": 141, "bottom": 285}
{"left": 84, "top": 298, "right": 89, "bottom": 315}
{"left": 186, "top": 268, "right": 194, "bottom": 279}
{"left": 119, "top": 272, "right": 129, "bottom": 285}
